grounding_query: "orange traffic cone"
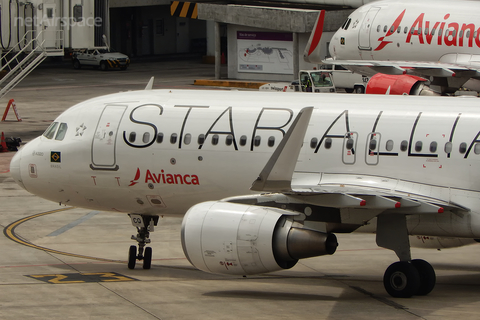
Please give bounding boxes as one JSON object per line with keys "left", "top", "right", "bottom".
{"left": 0, "top": 132, "right": 7, "bottom": 152}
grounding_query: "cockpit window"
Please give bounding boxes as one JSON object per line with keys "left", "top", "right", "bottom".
{"left": 344, "top": 18, "right": 352, "bottom": 30}
{"left": 43, "top": 122, "right": 58, "bottom": 139}
{"left": 55, "top": 123, "right": 68, "bottom": 141}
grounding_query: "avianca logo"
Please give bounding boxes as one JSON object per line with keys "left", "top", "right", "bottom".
{"left": 375, "top": 10, "right": 406, "bottom": 51}
{"left": 129, "top": 168, "right": 200, "bottom": 186}
{"left": 374, "top": 11, "right": 480, "bottom": 51}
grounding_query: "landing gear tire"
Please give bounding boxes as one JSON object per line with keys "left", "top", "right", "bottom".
{"left": 411, "top": 259, "right": 436, "bottom": 295}
{"left": 143, "top": 247, "right": 152, "bottom": 269}
{"left": 128, "top": 245, "right": 137, "bottom": 269}
{"left": 383, "top": 261, "right": 420, "bottom": 298}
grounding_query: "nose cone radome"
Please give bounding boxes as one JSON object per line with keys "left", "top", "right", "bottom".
{"left": 10, "top": 148, "right": 25, "bottom": 190}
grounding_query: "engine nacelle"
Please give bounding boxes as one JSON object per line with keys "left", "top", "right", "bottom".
{"left": 181, "top": 201, "right": 338, "bottom": 275}
{"left": 366, "top": 74, "right": 440, "bottom": 95}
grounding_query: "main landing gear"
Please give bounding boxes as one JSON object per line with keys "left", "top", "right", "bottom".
{"left": 128, "top": 214, "right": 159, "bottom": 269}
{"left": 377, "top": 214, "right": 436, "bottom": 298}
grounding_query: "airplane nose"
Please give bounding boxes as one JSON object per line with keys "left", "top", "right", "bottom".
{"left": 10, "top": 148, "right": 26, "bottom": 190}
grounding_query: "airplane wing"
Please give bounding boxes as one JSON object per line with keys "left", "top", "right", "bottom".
{"left": 242, "top": 104, "right": 469, "bottom": 234}
{"left": 322, "top": 58, "right": 480, "bottom": 92}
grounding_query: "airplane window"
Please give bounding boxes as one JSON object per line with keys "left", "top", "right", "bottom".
{"left": 431, "top": 28, "right": 436, "bottom": 36}
{"left": 344, "top": 19, "right": 351, "bottom": 30}
{"left": 143, "top": 132, "right": 150, "bottom": 143}
{"left": 369, "top": 139, "right": 377, "bottom": 151}
{"left": 156, "top": 132, "right": 164, "bottom": 143}
{"left": 415, "top": 141, "right": 423, "bottom": 152}
{"left": 383, "top": 25, "right": 387, "bottom": 33}
{"left": 410, "top": 28, "right": 414, "bottom": 35}
{"left": 400, "top": 140, "right": 408, "bottom": 151}
{"left": 184, "top": 133, "right": 191, "bottom": 145}
{"left": 43, "top": 122, "right": 58, "bottom": 139}
{"left": 198, "top": 134, "right": 205, "bottom": 145}
{"left": 129, "top": 132, "right": 136, "bottom": 143}
{"left": 346, "top": 138, "right": 354, "bottom": 150}
{"left": 475, "top": 143, "right": 480, "bottom": 155}
{"left": 325, "top": 138, "right": 332, "bottom": 149}
{"left": 404, "top": 27, "right": 408, "bottom": 34}
{"left": 310, "top": 137, "right": 318, "bottom": 149}
{"left": 418, "top": 28, "right": 422, "bottom": 34}
{"left": 170, "top": 133, "right": 177, "bottom": 144}
{"left": 430, "top": 141, "right": 437, "bottom": 153}
{"left": 341, "top": 18, "right": 348, "bottom": 30}
{"left": 390, "top": 26, "right": 395, "bottom": 33}
{"left": 212, "top": 134, "right": 219, "bottom": 145}
{"left": 225, "top": 134, "right": 233, "bottom": 146}
{"left": 254, "top": 136, "right": 261, "bottom": 147}
{"left": 466, "top": 30, "right": 470, "bottom": 38}
{"left": 55, "top": 123, "right": 68, "bottom": 141}
{"left": 475, "top": 31, "right": 478, "bottom": 38}
{"left": 452, "top": 30, "right": 457, "bottom": 38}
{"left": 459, "top": 30, "right": 464, "bottom": 38}
{"left": 239, "top": 135, "right": 247, "bottom": 146}
{"left": 424, "top": 28, "right": 429, "bottom": 35}
{"left": 459, "top": 142, "right": 467, "bottom": 154}
{"left": 438, "top": 28, "right": 443, "bottom": 37}
{"left": 444, "top": 141, "right": 452, "bottom": 153}
{"left": 397, "top": 26, "right": 401, "bottom": 33}
{"left": 377, "top": 25, "right": 380, "bottom": 32}
{"left": 385, "top": 140, "right": 394, "bottom": 151}
{"left": 268, "top": 136, "right": 275, "bottom": 147}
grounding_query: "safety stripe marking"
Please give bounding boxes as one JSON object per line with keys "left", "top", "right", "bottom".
{"left": 26, "top": 272, "right": 138, "bottom": 284}
{"left": 3, "top": 208, "right": 123, "bottom": 263}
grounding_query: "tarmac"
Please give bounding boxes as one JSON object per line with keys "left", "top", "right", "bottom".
{"left": 1, "top": 58, "right": 480, "bottom": 320}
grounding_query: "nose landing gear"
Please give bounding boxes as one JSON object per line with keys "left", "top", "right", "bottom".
{"left": 128, "top": 214, "right": 158, "bottom": 269}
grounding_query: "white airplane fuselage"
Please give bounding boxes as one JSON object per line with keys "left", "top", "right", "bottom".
{"left": 330, "top": 0, "right": 480, "bottom": 61}
{"left": 10, "top": 89, "right": 480, "bottom": 239}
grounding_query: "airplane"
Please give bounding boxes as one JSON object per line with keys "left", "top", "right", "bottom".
{"left": 9, "top": 85, "right": 480, "bottom": 298}
{"left": 304, "top": 0, "right": 480, "bottom": 95}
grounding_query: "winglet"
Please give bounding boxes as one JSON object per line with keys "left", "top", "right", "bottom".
{"left": 145, "top": 77, "right": 155, "bottom": 90}
{"left": 251, "top": 107, "right": 314, "bottom": 192}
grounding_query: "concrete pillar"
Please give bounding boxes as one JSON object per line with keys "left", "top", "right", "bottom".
{"left": 215, "top": 21, "right": 220, "bottom": 79}
{"left": 293, "top": 32, "right": 299, "bottom": 80}
{"left": 206, "top": 20, "right": 215, "bottom": 57}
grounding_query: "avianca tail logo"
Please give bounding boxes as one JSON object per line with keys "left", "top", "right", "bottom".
{"left": 129, "top": 168, "right": 200, "bottom": 186}
{"left": 374, "top": 9, "right": 406, "bottom": 51}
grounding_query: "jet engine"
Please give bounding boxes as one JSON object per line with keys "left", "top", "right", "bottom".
{"left": 181, "top": 201, "right": 338, "bottom": 275}
{"left": 366, "top": 74, "right": 440, "bottom": 96}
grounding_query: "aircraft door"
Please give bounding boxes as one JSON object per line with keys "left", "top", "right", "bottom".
{"left": 91, "top": 105, "right": 127, "bottom": 171}
{"left": 42, "top": 2, "right": 59, "bottom": 48}
{"left": 358, "top": 7, "right": 380, "bottom": 51}
{"left": 365, "top": 132, "right": 381, "bottom": 165}
{"left": 342, "top": 132, "right": 358, "bottom": 164}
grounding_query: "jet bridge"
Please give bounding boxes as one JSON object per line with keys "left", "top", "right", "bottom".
{"left": 0, "top": 0, "right": 108, "bottom": 99}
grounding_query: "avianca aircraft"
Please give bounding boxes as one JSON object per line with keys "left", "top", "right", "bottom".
{"left": 305, "top": 0, "right": 480, "bottom": 94}
{"left": 9, "top": 84, "right": 480, "bottom": 298}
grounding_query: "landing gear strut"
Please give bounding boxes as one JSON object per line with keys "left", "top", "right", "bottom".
{"left": 128, "top": 214, "right": 159, "bottom": 269}
{"left": 377, "top": 214, "right": 436, "bottom": 298}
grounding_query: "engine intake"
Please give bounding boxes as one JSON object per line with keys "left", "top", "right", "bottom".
{"left": 181, "top": 201, "right": 337, "bottom": 275}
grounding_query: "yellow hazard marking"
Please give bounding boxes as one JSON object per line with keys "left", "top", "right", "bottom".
{"left": 27, "top": 272, "right": 137, "bottom": 284}
{"left": 171, "top": 1, "right": 179, "bottom": 16}
{"left": 3, "top": 208, "right": 123, "bottom": 263}
{"left": 180, "top": 2, "right": 190, "bottom": 17}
